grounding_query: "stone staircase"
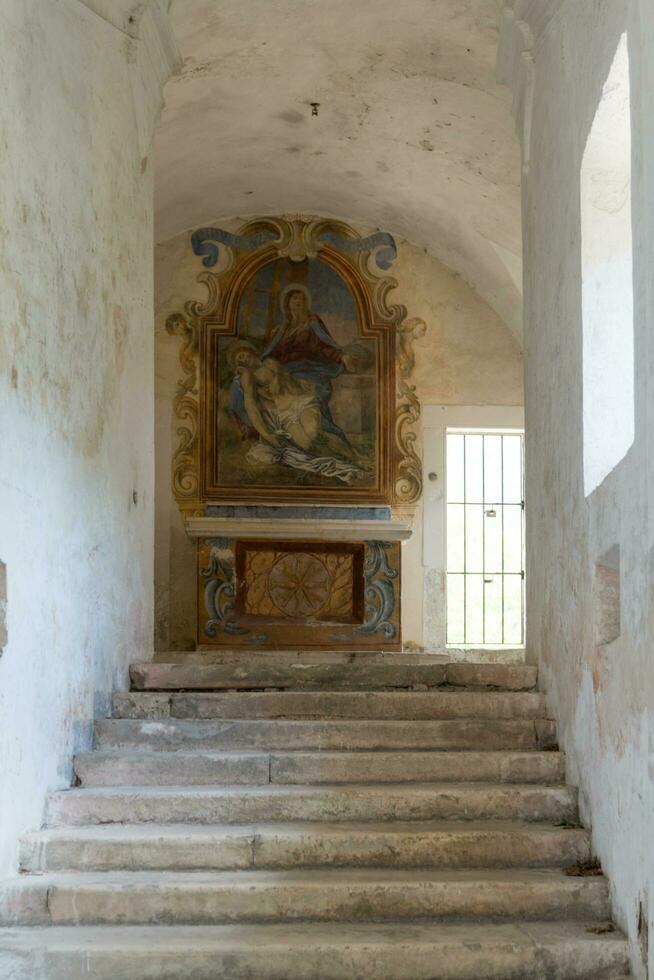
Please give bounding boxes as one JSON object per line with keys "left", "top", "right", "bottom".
{"left": 0, "top": 653, "right": 632, "bottom": 979}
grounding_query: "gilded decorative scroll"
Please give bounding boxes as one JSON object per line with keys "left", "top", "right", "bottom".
{"left": 394, "top": 379, "right": 422, "bottom": 504}
{"left": 394, "top": 316, "right": 426, "bottom": 504}
{"left": 166, "top": 312, "right": 200, "bottom": 513}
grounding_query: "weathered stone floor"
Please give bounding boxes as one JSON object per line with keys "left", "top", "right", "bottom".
{"left": 0, "top": 652, "right": 631, "bottom": 979}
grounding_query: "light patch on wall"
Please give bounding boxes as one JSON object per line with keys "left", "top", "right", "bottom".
{"left": 581, "top": 32, "right": 634, "bottom": 496}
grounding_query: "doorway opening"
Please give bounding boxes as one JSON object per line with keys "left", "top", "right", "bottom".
{"left": 445, "top": 428, "right": 525, "bottom": 647}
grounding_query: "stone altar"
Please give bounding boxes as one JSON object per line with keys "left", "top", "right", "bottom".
{"left": 186, "top": 508, "right": 411, "bottom": 650}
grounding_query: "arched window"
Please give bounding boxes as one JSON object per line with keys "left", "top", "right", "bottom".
{"left": 581, "top": 32, "right": 634, "bottom": 496}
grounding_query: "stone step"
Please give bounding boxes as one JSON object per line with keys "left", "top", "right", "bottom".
{"left": 74, "top": 751, "right": 272, "bottom": 787}
{"left": 20, "top": 821, "right": 591, "bottom": 872}
{"left": 74, "top": 749, "right": 566, "bottom": 787}
{"left": 153, "top": 650, "right": 527, "bottom": 668}
{"left": 0, "top": 921, "right": 630, "bottom": 979}
{"left": 95, "top": 717, "right": 557, "bottom": 751}
{"left": 113, "top": 689, "right": 547, "bottom": 720}
{"left": 129, "top": 661, "right": 538, "bottom": 692}
{"left": 0, "top": 869, "right": 610, "bottom": 927}
{"left": 152, "top": 650, "right": 523, "bottom": 664}
{"left": 45, "top": 784, "right": 577, "bottom": 827}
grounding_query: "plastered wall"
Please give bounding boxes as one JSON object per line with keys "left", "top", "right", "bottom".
{"left": 154, "top": 223, "right": 523, "bottom": 651}
{"left": 0, "top": 0, "right": 175, "bottom": 875}
{"left": 386, "top": 242, "right": 524, "bottom": 650}
{"left": 514, "top": 2, "right": 654, "bottom": 975}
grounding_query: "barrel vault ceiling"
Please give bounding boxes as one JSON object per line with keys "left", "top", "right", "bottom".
{"left": 155, "top": 0, "right": 522, "bottom": 339}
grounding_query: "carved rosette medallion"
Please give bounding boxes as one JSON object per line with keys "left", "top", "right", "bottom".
{"left": 268, "top": 553, "right": 331, "bottom": 618}
{"left": 241, "top": 546, "right": 356, "bottom": 622}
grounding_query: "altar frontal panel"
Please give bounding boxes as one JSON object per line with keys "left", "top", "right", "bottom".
{"left": 198, "top": 537, "right": 401, "bottom": 650}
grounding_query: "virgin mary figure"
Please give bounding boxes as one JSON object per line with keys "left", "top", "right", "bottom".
{"left": 260, "top": 283, "right": 364, "bottom": 448}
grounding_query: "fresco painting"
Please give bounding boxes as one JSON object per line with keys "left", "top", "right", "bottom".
{"left": 215, "top": 256, "right": 377, "bottom": 489}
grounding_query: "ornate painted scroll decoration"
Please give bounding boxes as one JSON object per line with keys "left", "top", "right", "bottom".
{"left": 395, "top": 317, "right": 426, "bottom": 504}
{"left": 165, "top": 311, "right": 200, "bottom": 512}
{"left": 168, "top": 214, "right": 425, "bottom": 507}
{"left": 356, "top": 541, "right": 398, "bottom": 638}
{"left": 200, "top": 538, "right": 250, "bottom": 637}
{"left": 314, "top": 230, "right": 397, "bottom": 271}
{"left": 193, "top": 224, "right": 397, "bottom": 272}
{"left": 397, "top": 317, "right": 427, "bottom": 378}
{"left": 191, "top": 227, "right": 279, "bottom": 268}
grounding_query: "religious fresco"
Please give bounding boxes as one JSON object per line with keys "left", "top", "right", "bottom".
{"left": 216, "top": 257, "right": 377, "bottom": 491}
{"left": 167, "top": 215, "right": 424, "bottom": 508}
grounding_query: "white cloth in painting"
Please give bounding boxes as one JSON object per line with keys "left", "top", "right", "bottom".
{"left": 265, "top": 391, "right": 317, "bottom": 433}
{"left": 246, "top": 395, "right": 364, "bottom": 486}
{"left": 247, "top": 441, "right": 363, "bottom": 485}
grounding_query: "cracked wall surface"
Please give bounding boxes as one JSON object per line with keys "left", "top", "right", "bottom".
{"left": 0, "top": 0, "right": 177, "bottom": 875}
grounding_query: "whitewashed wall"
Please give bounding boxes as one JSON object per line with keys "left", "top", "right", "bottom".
{"left": 0, "top": 0, "right": 176, "bottom": 875}
{"left": 501, "top": 2, "right": 654, "bottom": 976}
{"left": 388, "top": 243, "right": 524, "bottom": 649}
{"left": 154, "top": 228, "right": 523, "bottom": 652}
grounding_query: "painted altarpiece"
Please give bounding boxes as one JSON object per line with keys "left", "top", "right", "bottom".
{"left": 167, "top": 216, "right": 424, "bottom": 649}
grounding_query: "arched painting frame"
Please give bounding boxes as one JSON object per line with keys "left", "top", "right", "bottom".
{"left": 167, "top": 215, "right": 423, "bottom": 511}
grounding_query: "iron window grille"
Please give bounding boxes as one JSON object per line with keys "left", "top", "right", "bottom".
{"left": 445, "top": 429, "right": 525, "bottom": 647}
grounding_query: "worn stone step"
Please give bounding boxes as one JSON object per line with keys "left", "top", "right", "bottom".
{"left": 74, "top": 749, "right": 565, "bottom": 787}
{"left": 0, "top": 869, "right": 610, "bottom": 927}
{"left": 20, "top": 821, "right": 591, "bottom": 872}
{"left": 156, "top": 650, "right": 531, "bottom": 668}
{"left": 45, "top": 783, "right": 577, "bottom": 827}
{"left": 152, "top": 651, "right": 517, "bottom": 664}
{"left": 129, "top": 661, "right": 538, "bottom": 692}
{"left": 270, "top": 749, "right": 565, "bottom": 785}
{"left": 153, "top": 650, "right": 527, "bottom": 668}
{"left": 113, "top": 689, "right": 548, "bottom": 721}
{"left": 74, "top": 751, "right": 271, "bottom": 787}
{"left": 95, "top": 717, "right": 557, "bottom": 751}
{"left": 0, "top": 921, "right": 630, "bottom": 979}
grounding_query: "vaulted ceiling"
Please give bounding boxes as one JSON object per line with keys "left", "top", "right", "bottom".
{"left": 155, "top": 0, "right": 522, "bottom": 339}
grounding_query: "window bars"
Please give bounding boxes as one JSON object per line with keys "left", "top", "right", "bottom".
{"left": 446, "top": 430, "right": 525, "bottom": 647}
